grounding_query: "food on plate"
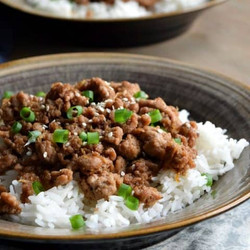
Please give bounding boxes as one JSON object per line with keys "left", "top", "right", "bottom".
{"left": 25, "top": 0, "right": 208, "bottom": 19}
{"left": 0, "top": 78, "right": 248, "bottom": 229}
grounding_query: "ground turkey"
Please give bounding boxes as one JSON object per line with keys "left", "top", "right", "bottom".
{"left": 0, "top": 77, "right": 198, "bottom": 214}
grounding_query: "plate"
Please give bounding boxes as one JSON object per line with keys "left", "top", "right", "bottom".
{"left": 0, "top": 0, "right": 227, "bottom": 46}
{"left": 0, "top": 53, "right": 249, "bottom": 249}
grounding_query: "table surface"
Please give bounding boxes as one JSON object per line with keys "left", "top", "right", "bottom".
{"left": 1, "top": 0, "right": 250, "bottom": 249}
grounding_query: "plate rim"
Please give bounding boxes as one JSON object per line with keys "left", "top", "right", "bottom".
{"left": 0, "top": 0, "right": 227, "bottom": 22}
{"left": 0, "top": 52, "right": 249, "bottom": 240}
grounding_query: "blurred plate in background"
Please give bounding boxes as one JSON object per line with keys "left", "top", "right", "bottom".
{"left": 0, "top": 0, "right": 227, "bottom": 46}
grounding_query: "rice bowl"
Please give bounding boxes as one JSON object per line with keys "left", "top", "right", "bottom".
{"left": 23, "top": 0, "right": 209, "bottom": 19}
{"left": 0, "top": 54, "right": 249, "bottom": 250}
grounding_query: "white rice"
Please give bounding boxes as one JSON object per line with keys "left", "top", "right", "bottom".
{"left": 0, "top": 110, "right": 248, "bottom": 229}
{"left": 24, "top": 0, "right": 208, "bottom": 19}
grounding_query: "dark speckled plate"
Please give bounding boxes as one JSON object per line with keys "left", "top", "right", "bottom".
{"left": 0, "top": 53, "right": 249, "bottom": 249}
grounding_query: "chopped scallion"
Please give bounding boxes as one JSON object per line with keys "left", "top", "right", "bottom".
{"left": 32, "top": 181, "right": 44, "bottom": 195}
{"left": 28, "top": 130, "right": 41, "bottom": 143}
{"left": 174, "top": 138, "right": 182, "bottom": 145}
{"left": 35, "top": 91, "right": 46, "bottom": 98}
{"left": 148, "top": 109, "right": 162, "bottom": 124}
{"left": 11, "top": 121, "right": 22, "bottom": 134}
{"left": 87, "top": 132, "right": 99, "bottom": 144}
{"left": 82, "top": 90, "right": 94, "bottom": 102}
{"left": 125, "top": 195, "right": 139, "bottom": 211}
{"left": 79, "top": 131, "right": 87, "bottom": 141}
{"left": 114, "top": 109, "right": 133, "bottom": 123}
{"left": 201, "top": 173, "right": 213, "bottom": 187}
{"left": 211, "top": 190, "right": 216, "bottom": 199}
{"left": 53, "top": 129, "right": 69, "bottom": 144}
{"left": 118, "top": 183, "right": 132, "bottom": 200}
{"left": 70, "top": 214, "right": 85, "bottom": 230}
{"left": 66, "top": 106, "right": 83, "bottom": 120}
{"left": 134, "top": 91, "right": 148, "bottom": 100}
{"left": 3, "top": 91, "right": 14, "bottom": 99}
{"left": 20, "top": 107, "right": 36, "bottom": 122}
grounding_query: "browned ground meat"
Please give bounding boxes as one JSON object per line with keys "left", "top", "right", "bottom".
{"left": 0, "top": 192, "right": 21, "bottom": 214}
{"left": 0, "top": 77, "right": 198, "bottom": 214}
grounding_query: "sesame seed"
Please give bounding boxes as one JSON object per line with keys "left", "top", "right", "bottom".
{"left": 82, "top": 122, "right": 87, "bottom": 127}
{"left": 157, "top": 129, "right": 163, "bottom": 134}
{"left": 26, "top": 151, "right": 32, "bottom": 156}
{"left": 130, "top": 101, "right": 136, "bottom": 104}
{"left": 91, "top": 102, "right": 96, "bottom": 106}
{"left": 112, "top": 105, "right": 115, "bottom": 110}
{"left": 106, "top": 109, "right": 111, "bottom": 113}
{"left": 94, "top": 112, "right": 99, "bottom": 116}
{"left": 73, "top": 132, "right": 78, "bottom": 136}
{"left": 88, "top": 119, "right": 93, "bottom": 123}
{"left": 120, "top": 171, "right": 125, "bottom": 177}
{"left": 104, "top": 81, "right": 110, "bottom": 86}
{"left": 65, "top": 142, "right": 70, "bottom": 147}
{"left": 75, "top": 92, "right": 80, "bottom": 97}
{"left": 43, "top": 152, "right": 48, "bottom": 158}
{"left": 39, "top": 97, "right": 43, "bottom": 102}
{"left": 82, "top": 142, "right": 87, "bottom": 146}
{"left": 41, "top": 105, "right": 45, "bottom": 110}
{"left": 186, "top": 122, "right": 191, "bottom": 128}
{"left": 98, "top": 106, "right": 105, "bottom": 112}
{"left": 42, "top": 125, "right": 48, "bottom": 129}
{"left": 105, "top": 99, "right": 113, "bottom": 103}
{"left": 108, "top": 132, "right": 113, "bottom": 138}
{"left": 131, "top": 164, "right": 135, "bottom": 170}
{"left": 46, "top": 105, "right": 50, "bottom": 111}
{"left": 122, "top": 98, "right": 128, "bottom": 102}
{"left": 30, "top": 95, "right": 34, "bottom": 98}
{"left": 99, "top": 136, "right": 103, "bottom": 139}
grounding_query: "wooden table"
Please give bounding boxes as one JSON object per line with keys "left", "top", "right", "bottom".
{"left": 9, "top": 0, "right": 250, "bottom": 85}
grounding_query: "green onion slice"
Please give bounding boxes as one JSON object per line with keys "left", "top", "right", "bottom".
{"left": 53, "top": 129, "right": 69, "bottom": 144}
{"left": 87, "top": 132, "right": 99, "bottom": 144}
{"left": 82, "top": 90, "right": 94, "bottom": 102}
{"left": 201, "top": 173, "right": 213, "bottom": 187}
{"left": 125, "top": 196, "right": 139, "bottom": 211}
{"left": 28, "top": 130, "right": 41, "bottom": 144}
{"left": 118, "top": 183, "right": 132, "bottom": 200}
{"left": 69, "top": 214, "right": 85, "bottom": 230}
{"left": 174, "top": 138, "right": 182, "bottom": 145}
{"left": 32, "top": 181, "right": 45, "bottom": 195}
{"left": 148, "top": 109, "right": 162, "bottom": 124}
{"left": 66, "top": 106, "right": 83, "bottom": 120}
{"left": 211, "top": 190, "right": 216, "bottom": 199}
{"left": 3, "top": 91, "right": 14, "bottom": 99}
{"left": 20, "top": 107, "right": 36, "bottom": 122}
{"left": 11, "top": 122, "right": 22, "bottom": 134}
{"left": 79, "top": 132, "right": 87, "bottom": 141}
{"left": 35, "top": 91, "right": 46, "bottom": 98}
{"left": 134, "top": 91, "right": 148, "bottom": 100}
{"left": 114, "top": 109, "right": 133, "bottom": 123}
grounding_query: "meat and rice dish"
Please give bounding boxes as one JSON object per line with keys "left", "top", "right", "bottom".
{"left": 0, "top": 78, "right": 248, "bottom": 229}
{"left": 24, "top": 0, "right": 208, "bottom": 19}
